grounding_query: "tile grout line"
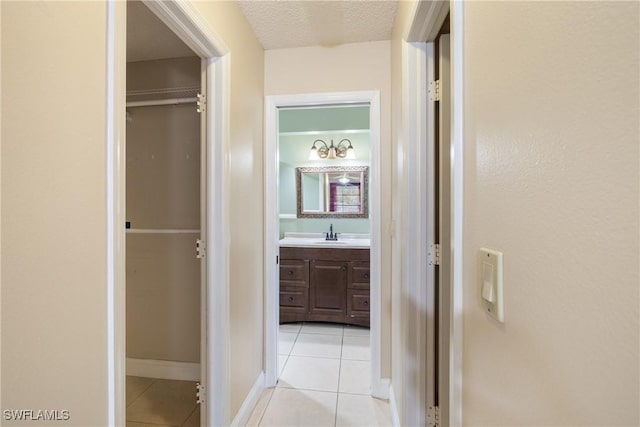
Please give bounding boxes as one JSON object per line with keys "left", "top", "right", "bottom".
{"left": 126, "top": 377, "right": 157, "bottom": 410}
{"left": 255, "top": 388, "right": 276, "bottom": 427}
{"left": 333, "top": 330, "right": 345, "bottom": 427}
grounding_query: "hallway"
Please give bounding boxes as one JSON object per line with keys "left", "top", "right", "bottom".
{"left": 246, "top": 322, "right": 392, "bottom": 426}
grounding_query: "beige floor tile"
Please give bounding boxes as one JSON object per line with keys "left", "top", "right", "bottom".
{"left": 291, "top": 333, "right": 343, "bottom": 359}
{"left": 341, "top": 335, "right": 370, "bottom": 361}
{"left": 278, "top": 355, "right": 340, "bottom": 392}
{"left": 279, "top": 332, "right": 298, "bottom": 355}
{"left": 259, "top": 388, "right": 337, "bottom": 427}
{"left": 338, "top": 360, "right": 371, "bottom": 395}
{"left": 300, "top": 322, "right": 344, "bottom": 336}
{"left": 126, "top": 379, "right": 198, "bottom": 427}
{"left": 246, "top": 388, "right": 274, "bottom": 427}
{"left": 127, "top": 423, "right": 171, "bottom": 427}
{"left": 126, "top": 376, "right": 156, "bottom": 407}
{"left": 343, "top": 325, "right": 370, "bottom": 337}
{"left": 278, "top": 355, "right": 288, "bottom": 377}
{"left": 279, "top": 323, "right": 302, "bottom": 334}
{"left": 182, "top": 405, "right": 199, "bottom": 427}
{"left": 335, "top": 394, "right": 392, "bottom": 427}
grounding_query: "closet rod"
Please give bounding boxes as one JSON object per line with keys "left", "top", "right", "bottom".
{"left": 126, "top": 97, "right": 197, "bottom": 108}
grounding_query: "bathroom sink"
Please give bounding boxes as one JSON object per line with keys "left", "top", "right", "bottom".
{"left": 315, "top": 240, "right": 348, "bottom": 244}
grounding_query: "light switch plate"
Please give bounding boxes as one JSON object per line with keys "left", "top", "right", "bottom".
{"left": 479, "top": 248, "right": 504, "bottom": 322}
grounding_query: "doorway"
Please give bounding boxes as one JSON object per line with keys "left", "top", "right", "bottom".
{"left": 107, "top": 1, "right": 231, "bottom": 425}
{"left": 125, "top": 2, "right": 202, "bottom": 425}
{"left": 264, "top": 91, "right": 386, "bottom": 398}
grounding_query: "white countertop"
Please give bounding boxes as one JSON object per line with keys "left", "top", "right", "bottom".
{"left": 279, "top": 232, "right": 370, "bottom": 249}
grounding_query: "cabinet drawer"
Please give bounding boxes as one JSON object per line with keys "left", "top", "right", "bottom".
{"left": 349, "top": 262, "right": 370, "bottom": 289}
{"left": 348, "top": 291, "right": 370, "bottom": 312}
{"left": 347, "top": 289, "right": 370, "bottom": 327}
{"left": 280, "top": 260, "right": 308, "bottom": 283}
{"left": 280, "top": 287, "right": 308, "bottom": 309}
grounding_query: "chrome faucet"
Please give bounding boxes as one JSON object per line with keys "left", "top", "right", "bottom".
{"left": 325, "top": 224, "right": 339, "bottom": 241}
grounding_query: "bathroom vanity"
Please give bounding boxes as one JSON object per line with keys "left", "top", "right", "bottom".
{"left": 279, "top": 233, "right": 370, "bottom": 327}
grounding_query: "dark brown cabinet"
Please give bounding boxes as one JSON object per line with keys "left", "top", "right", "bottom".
{"left": 280, "top": 247, "right": 370, "bottom": 327}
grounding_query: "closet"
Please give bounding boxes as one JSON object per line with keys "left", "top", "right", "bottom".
{"left": 125, "top": 53, "right": 203, "bottom": 406}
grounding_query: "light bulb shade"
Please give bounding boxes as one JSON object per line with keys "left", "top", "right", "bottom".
{"left": 345, "top": 146, "right": 356, "bottom": 159}
{"left": 308, "top": 146, "right": 320, "bottom": 160}
{"left": 328, "top": 146, "right": 337, "bottom": 159}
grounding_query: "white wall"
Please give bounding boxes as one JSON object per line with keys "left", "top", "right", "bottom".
{"left": 265, "top": 41, "right": 393, "bottom": 378}
{"left": 461, "top": 2, "right": 639, "bottom": 425}
{"left": 1, "top": 2, "right": 108, "bottom": 424}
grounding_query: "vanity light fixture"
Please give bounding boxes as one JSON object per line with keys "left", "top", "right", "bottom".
{"left": 308, "top": 138, "right": 355, "bottom": 160}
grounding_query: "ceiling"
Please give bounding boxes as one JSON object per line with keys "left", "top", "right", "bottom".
{"left": 126, "top": 0, "right": 399, "bottom": 62}
{"left": 238, "top": 1, "right": 399, "bottom": 50}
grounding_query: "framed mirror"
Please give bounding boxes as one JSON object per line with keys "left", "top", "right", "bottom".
{"left": 296, "top": 166, "right": 369, "bottom": 218}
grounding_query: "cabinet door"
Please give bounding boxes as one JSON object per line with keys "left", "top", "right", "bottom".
{"left": 309, "top": 260, "right": 348, "bottom": 322}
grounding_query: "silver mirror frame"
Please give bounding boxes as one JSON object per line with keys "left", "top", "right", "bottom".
{"left": 296, "top": 166, "right": 369, "bottom": 218}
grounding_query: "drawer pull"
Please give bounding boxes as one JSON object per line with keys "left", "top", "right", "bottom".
{"left": 288, "top": 296, "right": 294, "bottom": 302}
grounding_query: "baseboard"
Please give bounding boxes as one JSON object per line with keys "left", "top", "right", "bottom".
{"left": 231, "top": 372, "right": 265, "bottom": 427}
{"left": 126, "top": 358, "right": 200, "bottom": 381}
{"left": 389, "top": 384, "right": 401, "bottom": 427}
{"left": 371, "top": 377, "right": 390, "bottom": 400}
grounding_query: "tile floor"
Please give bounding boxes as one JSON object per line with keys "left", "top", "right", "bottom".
{"left": 246, "top": 322, "right": 392, "bottom": 427}
{"left": 126, "top": 376, "right": 199, "bottom": 427}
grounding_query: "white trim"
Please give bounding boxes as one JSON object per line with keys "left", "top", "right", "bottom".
{"left": 450, "top": 2, "right": 465, "bottom": 426}
{"left": 107, "top": 2, "right": 231, "bottom": 426}
{"left": 230, "top": 373, "right": 265, "bottom": 427}
{"left": 264, "top": 91, "right": 387, "bottom": 396}
{"left": 389, "top": 385, "right": 401, "bottom": 427}
{"left": 402, "top": 39, "right": 432, "bottom": 427}
{"left": 403, "top": 1, "right": 464, "bottom": 427}
{"left": 106, "top": 1, "right": 126, "bottom": 425}
{"left": 407, "top": 0, "right": 450, "bottom": 43}
{"left": 205, "top": 53, "right": 232, "bottom": 427}
{"left": 126, "top": 358, "right": 200, "bottom": 381}
{"left": 279, "top": 129, "right": 370, "bottom": 137}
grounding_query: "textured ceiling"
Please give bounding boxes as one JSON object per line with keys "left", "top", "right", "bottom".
{"left": 127, "top": 0, "right": 196, "bottom": 62}
{"left": 238, "top": 0, "right": 399, "bottom": 50}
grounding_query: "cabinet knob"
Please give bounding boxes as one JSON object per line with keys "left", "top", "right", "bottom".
{"left": 341, "top": 266, "right": 347, "bottom": 272}
{"left": 288, "top": 270, "right": 294, "bottom": 275}
{"left": 363, "top": 273, "right": 369, "bottom": 279}
{"left": 363, "top": 300, "right": 369, "bottom": 306}
{"left": 288, "top": 296, "right": 294, "bottom": 302}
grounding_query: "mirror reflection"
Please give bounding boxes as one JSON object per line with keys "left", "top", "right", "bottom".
{"left": 296, "top": 166, "right": 368, "bottom": 218}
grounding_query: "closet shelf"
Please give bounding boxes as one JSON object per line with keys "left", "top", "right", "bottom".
{"left": 126, "top": 228, "right": 200, "bottom": 234}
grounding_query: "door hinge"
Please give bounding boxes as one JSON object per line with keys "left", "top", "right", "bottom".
{"left": 196, "top": 93, "right": 206, "bottom": 113}
{"left": 427, "top": 405, "right": 440, "bottom": 427}
{"left": 196, "top": 239, "right": 206, "bottom": 259}
{"left": 429, "top": 80, "right": 441, "bottom": 102}
{"left": 429, "top": 243, "right": 441, "bottom": 266}
{"left": 196, "top": 382, "right": 205, "bottom": 404}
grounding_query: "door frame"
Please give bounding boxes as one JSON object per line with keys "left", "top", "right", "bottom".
{"left": 106, "top": 1, "right": 231, "bottom": 425}
{"left": 264, "top": 91, "right": 387, "bottom": 397}
{"left": 403, "top": 0, "right": 464, "bottom": 426}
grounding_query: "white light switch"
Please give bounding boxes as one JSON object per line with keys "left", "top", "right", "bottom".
{"left": 479, "top": 248, "right": 504, "bottom": 322}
